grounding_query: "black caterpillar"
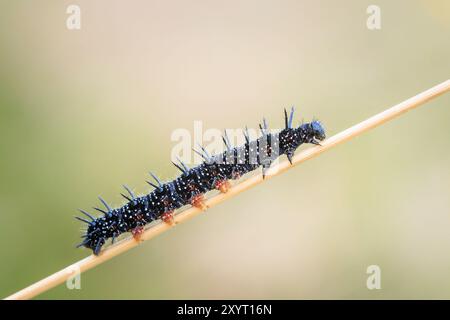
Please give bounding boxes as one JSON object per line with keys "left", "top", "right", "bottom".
{"left": 76, "top": 108, "right": 326, "bottom": 255}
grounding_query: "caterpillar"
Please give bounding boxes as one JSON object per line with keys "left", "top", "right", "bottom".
{"left": 76, "top": 108, "right": 326, "bottom": 255}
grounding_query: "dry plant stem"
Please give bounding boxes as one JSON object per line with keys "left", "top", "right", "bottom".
{"left": 5, "top": 79, "right": 450, "bottom": 300}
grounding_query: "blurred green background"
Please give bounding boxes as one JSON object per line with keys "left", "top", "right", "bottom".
{"left": 0, "top": 0, "right": 449, "bottom": 299}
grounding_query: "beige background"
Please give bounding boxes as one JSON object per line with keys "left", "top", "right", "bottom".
{"left": 0, "top": 0, "right": 449, "bottom": 299}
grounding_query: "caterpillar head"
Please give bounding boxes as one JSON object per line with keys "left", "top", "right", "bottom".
{"left": 311, "top": 120, "right": 326, "bottom": 141}
{"left": 301, "top": 120, "right": 326, "bottom": 145}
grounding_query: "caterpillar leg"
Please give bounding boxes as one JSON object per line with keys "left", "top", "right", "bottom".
{"left": 215, "top": 180, "right": 231, "bottom": 193}
{"left": 231, "top": 171, "right": 242, "bottom": 180}
{"left": 132, "top": 226, "right": 145, "bottom": 242}
{"left": 191, "top": 194, "right": 208, "bottom": 211}
{"left": 161, "top": 211, "right": 175, "bottom": 225}
{"left": 262, "top": 165, "right": 269, "bottom": 179}
{"left": 286, "top": 152, "right": 294, "bottom": 165}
